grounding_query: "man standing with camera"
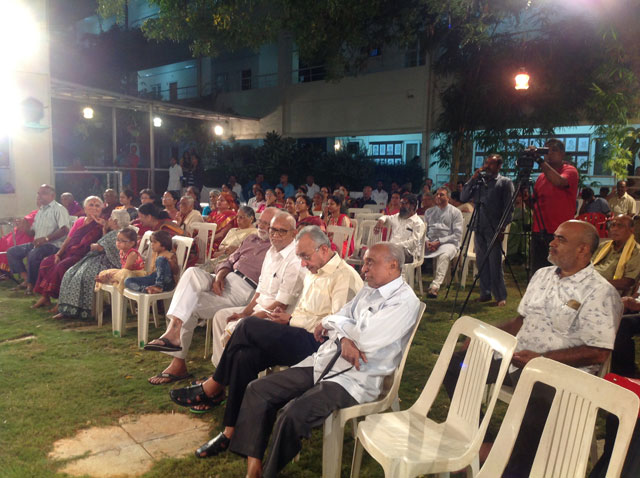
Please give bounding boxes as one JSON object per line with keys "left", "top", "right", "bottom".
{"left": 461, "top": 154, "right": 514, "bottom": 306}
{"left": 531, "top": 139, "right": 579, "bottom": 272}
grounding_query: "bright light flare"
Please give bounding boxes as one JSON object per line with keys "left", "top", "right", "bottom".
{"left": 83, "top": 107, "right": 94, "bottom": 119}
{"left": 214, "top": 125, "right": 224, "bottom": 136}
{"left": 153, "top": 116, "right": 162, "bottom": 127}
{"left": 0, "top": 2, "right": 41, "bottom": 69}
{"left": 334, "top": 141, "right": 341, "bottom": 151}
{"left": 0, "top": 76, "right": 22, "bottom": 136}
{"left": 515, "top": 70, "right": 530, "bottom": 90}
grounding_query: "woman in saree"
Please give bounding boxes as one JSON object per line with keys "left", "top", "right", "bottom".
{"left": 32, "top": 196, "right": 104, "bottom": 310}
{"left": 205, "top": 192, "right": 237, "bottom": 252}
{"left": 323, "top": 194, "right": 354, "bottom": 256}
{"left": 137, "top": 203, "right": 184, "bottom": 238}
{"left": 0, "top": 206, "right": 39, "bottom": 277}
{"left": 295, "top": 195, "right": 325, "bottom": 232}
{"left": 162, "top": 190, "right": 180, "bottom": 221}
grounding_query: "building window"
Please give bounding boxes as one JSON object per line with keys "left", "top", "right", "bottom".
{"left": 370, "top": 142, "right": 404, "bottom": 165}
{"left": 151, "top": 83, "right": 161, "bottom": 99}
{"left": 241, "top": 69, "right": 252, "bottom": 90}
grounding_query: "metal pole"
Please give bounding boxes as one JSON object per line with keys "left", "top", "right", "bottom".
{"left": 112, "top": 107, "right": 117, "bottom": 166}
{"left": 149, "top": 105, "right": 155, "bottom": 190}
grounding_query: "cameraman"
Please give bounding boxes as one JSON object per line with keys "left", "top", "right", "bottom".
{"left": 530, "top": 139, "right": 578, "bottom": 272}
{"left": 461, "top": 154, "right": 514, "bottom": 306}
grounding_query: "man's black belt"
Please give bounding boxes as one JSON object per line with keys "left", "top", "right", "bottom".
{"left": 234, "top": 270, "right": 258, "bottom": 289}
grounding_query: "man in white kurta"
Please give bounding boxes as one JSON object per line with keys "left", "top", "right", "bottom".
{"left": 375, "top": 192, "right": 425, "bottom": 263}
{"left": 227, "top": 242, "right": 420, "bottom": 478}
{"left": 424, "top": 187, "right": 463, "bottom": 297}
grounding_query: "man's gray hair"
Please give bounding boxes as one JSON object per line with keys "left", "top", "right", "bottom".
{"left": 180, "top": 195, "right": 195, "bottom": 207}
{"left": 273, "top": 210, "right": 296, "bottom": 230}
{"left": 437, "top": 186, "right": 451, "bottom": 198}
{"left": 372, "top": 241, "right": 405, "bottom": 271}
{"left": 83, "top": 195, "right": 104, "bottom": 208}
{"left": 110, "top": 208, "right": 131, "bottom": 228}
{"left": 61, "top": 192, "right": 74, "bottom": 199}
{"left": 296, "top": 225, "right": 331, "bottom": 248}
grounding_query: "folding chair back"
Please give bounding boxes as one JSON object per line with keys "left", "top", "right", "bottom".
{"left": 186, "top": 222, "right": 218, "bottom": 264}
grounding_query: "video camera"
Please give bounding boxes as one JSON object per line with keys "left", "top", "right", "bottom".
{"left": 516, "top": 147, "right": 549, "bottom": 169}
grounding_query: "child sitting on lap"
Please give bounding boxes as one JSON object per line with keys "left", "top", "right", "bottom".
{"left": 124, "top": 230, "right": 179, "bottom": 294}
{"left": 95, "top": 227, "right": 145, "bottom": 292}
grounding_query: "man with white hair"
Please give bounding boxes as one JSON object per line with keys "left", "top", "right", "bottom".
{"left": 144, "top": 208, "right": 278, "bottom": 384}
{"left": 221, "top": 242, "right": 420, "bottom": 478}
{"left": 168, "top": 226, "right": 363, "bottom": 456}
{"left": 424, "top": 186, "right": 463, "bottom": 298}
{"left": 175, "top": 195, "right": 204, "bottom": 230}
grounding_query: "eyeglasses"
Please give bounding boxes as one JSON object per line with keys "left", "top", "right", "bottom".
{"left": 269, "top": 227, "right": 291, "bottom": 236}
{"left": 297, "top": 246, "right": 320, "bottom": 262}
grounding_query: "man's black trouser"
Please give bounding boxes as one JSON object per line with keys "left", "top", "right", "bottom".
{"left": 213, "top": 316, "right": 321, "bottom": 427}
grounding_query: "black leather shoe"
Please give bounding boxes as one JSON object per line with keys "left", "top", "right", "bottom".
{"left": 195, "top": 432, "right": 231, "bottom": 458}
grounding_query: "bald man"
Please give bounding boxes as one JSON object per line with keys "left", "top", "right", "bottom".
{"left": 592, "top": 214, "right": 640, "bottom": 295}
{"left": 445, "top": 220, "right": 622, "bottom": 476}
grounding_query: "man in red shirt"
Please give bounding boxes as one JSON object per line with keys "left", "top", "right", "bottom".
{"left": 531, "top": 139, "right": 578, "bottom": 272}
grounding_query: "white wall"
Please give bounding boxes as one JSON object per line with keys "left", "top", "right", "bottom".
{"left": 0, "top": 0, "right": 54, "bottom": 217}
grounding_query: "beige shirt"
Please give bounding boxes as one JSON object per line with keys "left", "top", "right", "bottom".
{"left": 289, "top": 253, "right": 364, "bottom": 333}
{"left": 218, "top": 227, "right": 257, "bottom": 252}
{"left": 608, "top": 192, "right": 636, "bottom": 216}
{"left": 593, "top": 240, "right": 640, "bottom": 287}
{"left": 181, "top": 209, "right": 204, "bottom": 228}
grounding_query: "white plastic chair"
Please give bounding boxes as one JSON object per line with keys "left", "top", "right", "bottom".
{"left": 350, "top": 316, "right": 518, "bottom": 478}
{"left": 402, "top": 227, "right": 427, "bottom": 295}
{"left": 354, "top": 212, "right": 382, "bottom": 222}
{"left": 122, "top": 236, "right": 194, "bottom": 348}
{"left": 459, "top": 224, "right": 511, "bottom": 288}
{"left": 363, "top": 204, "right": 385, "bottom": 213}
{"left": 95, "top": 230, "right": 153, "bottom": 334}
{"left": 346, "top": 220, "right": 385, "bottom": 267}
{"left": 327, "top": 225, "right": 355, "bottom": 259}
{"left": 186, "top": 222, "right": 218, "bottom": 264}
{"left": 321, "top": 302, "right": 426, "bottom": 478}
{"left": 347, "top": 208, "right": 369, "bottom": 218}
{"left": 475, "top": 357, "right": 639, "bottom": 478}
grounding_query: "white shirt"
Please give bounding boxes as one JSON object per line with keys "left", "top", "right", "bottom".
{"left": 33, "top": 201, "right": 71, "bottom": 247}
{"left": 168, "top": 164, "right": 183, "bottom": 191}
{"left": 378, "top": 212, "right": 425, "bottom": 260}
{"left": 290, "top": 253, "right": 363, "bottom": 332}
{"left": 247, "top": 197, "right": 265, "bottom": 212}
{"left": 424, "top": 204, "right": 463, "bottom": 247}
{"left": 254, "top": 240, "right": 305, "bottom": 314}
{"left": 371, "top": 188, "right": 388, "bottom": 206}
{"left": 516, "top": 264, "right": 622, "bottom": 373}
{"left": 231, "top": 183, "right": 244, "bottom": 202}
{"left": 306, "top": 183, "right": 320, "bottom": 198}
{"left": 296, "top": 276, "right": 420, "bottom": 403}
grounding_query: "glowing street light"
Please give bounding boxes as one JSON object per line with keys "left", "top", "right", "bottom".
{"left": 334, "top": 141, "right": 341, "bottom": 151}
{"left": 0, "top": 2, "right": 41, "bottom": 70}
{"left": 515, "top": 68, "right": 530, "bottom": 90}
{"left": 153, "top": 116, "right": 162, "bottom": 127}
{"left": 213, "top": 125, "right": 224, "bottom": 136}
{"left": 83, "top": 107, "right": 94, "bottom": 119}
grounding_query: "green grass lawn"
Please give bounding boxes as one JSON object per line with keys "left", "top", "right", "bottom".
{"left": 0, "top": 267, "right": 552, "bottom": 477}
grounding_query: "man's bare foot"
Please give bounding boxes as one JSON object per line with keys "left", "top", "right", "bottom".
{"left": 31, "top": 296, "right": 50, "bottom": 309}
{"left": 148, "top": 362, "right": 190, "bottom": 385}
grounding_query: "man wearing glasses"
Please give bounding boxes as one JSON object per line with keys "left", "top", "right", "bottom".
{"left": 169, "top": 225, "right": 363, "bottom": 458}
{"left": 143, "top": 207, "right": 279, "bottom": 384}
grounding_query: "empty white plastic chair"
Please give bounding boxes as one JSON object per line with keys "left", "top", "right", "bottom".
{"left": 402, "top": 227, "right": 427, "bottom": 295}
{"left": 321, "top": 302, "right": 426, "bottom": 478}
{"left": 186, "top": 222, "right": 218, "bottom": 264}
{"left": 350, "top": 316, "right": 518, "bottom": 478}
{"left": 122, "top": 235, "right": 193, "bottom": 348}
{"left": 475, "top": 357, "right": 639, "bottom": 478}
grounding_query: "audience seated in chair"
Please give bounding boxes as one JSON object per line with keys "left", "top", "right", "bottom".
{"left": 375, "top": 192, "right": 425, "bottom": 263}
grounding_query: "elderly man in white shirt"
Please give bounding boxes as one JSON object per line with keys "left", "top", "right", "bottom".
{"left": 209, "top": 211, "right": 306, "bottom": 365}
{"left": 375, "top": 192, "right": 425, "bottom": 263}
{"left": 223, "top": 242, "right": 420, "bottom": 478}
{"left": 169, "top": 226, "right": 363, "bottom": 457}
{"left": 424, "top": 186, "right": 464, "bottom": 298}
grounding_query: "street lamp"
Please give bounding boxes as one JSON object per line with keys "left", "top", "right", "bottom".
{"left": 515, "top": 68, "right": 530, "bottom": 90}
{"left": 153, "top": 116, "right": 162, "bottom": 127}
{"left": 83, "top": 107, "right": 94, "bottom": 119}
{"left": 214, "top": 125, "right": 224, "bottom": 136}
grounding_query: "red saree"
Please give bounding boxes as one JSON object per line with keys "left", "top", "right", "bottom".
{"left": 33, "top": 217, "right": 103, "bottom": 298}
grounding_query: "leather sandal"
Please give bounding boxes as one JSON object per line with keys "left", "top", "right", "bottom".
{"left": 195, "top": 432, "right": 230, "bottom": 458}
{"left": 169, "top": 384, "right": 225, "bottom": 408}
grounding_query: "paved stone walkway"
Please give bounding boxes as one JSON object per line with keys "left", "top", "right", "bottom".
{"left": 48, "top": 413, "right": 210, "bottom": 477}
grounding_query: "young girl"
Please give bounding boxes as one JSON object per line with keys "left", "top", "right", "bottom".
{"left": 124, "top": 230, "right": 179, "bottom": 293}
{"left": 95, "top": 227, "right": 145, "bottom": 292}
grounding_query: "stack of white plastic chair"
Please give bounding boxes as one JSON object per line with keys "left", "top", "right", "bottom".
{"left": 350, "top": 316, "right": 518, "bottom": 478}
{"left": 186, "top": 222, "right": 218, "bottom": 264}
{"left": 346, "top": 219, "right": 385, "bottom": 267}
